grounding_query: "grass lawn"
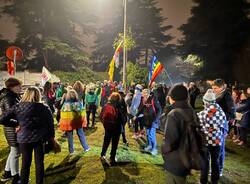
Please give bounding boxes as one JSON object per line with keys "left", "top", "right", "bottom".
{"left": 0, "top": 103, "right": 250, "bottom": 183}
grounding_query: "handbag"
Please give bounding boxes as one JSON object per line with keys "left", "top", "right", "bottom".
{"left": 43, "top": 139, "right": 61, "bottom": 154}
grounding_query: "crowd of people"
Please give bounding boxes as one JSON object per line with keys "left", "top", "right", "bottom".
{"left": 0, "top": 77, "right": 249, "bottom": 184}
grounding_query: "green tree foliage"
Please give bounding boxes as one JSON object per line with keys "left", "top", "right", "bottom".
{"left": 92, "top": 0, "right": 173, "bottom": 69}
{"left": 126, "top": 62, "right": 148, "bottom": 85}
{"left": 178, "top": 0, "right": 250, "bottom": 82}
{"left": 54, "top": 67, "right": 107, "bottom": 84}
{"left": 3, "top": 0, "right": 95, "bottom": 71}
{"left": 113, "top": 27, "right": 136, "bottom": 51}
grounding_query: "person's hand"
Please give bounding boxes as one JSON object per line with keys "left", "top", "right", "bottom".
{"left": 229, "top": 119, "right": 236, "bottom": 126}
{"left": 15, "top": 126, "right": 21, "bottom": 133}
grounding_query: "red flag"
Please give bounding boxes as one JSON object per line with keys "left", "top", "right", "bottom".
{"left": 7, "top": 60, "right": 15, "bottom": 76}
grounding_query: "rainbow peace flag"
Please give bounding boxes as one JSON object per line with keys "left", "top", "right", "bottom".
{"left": 148, "top": 56, "right": 164, "bottom": 87}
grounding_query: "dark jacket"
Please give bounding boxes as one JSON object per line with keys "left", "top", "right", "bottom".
{"left": 43, "top": 93, "right": 55, "bottom": 114}
{"left": 0, "top": 88, "right": 20, "bottom": 146}
{"left": 0, "top": 102, "right": 55, "bottom": 143}
{"left": 100, "top": 101, "right": 123, "bottom": 134}
{"left": 236, "top": 98, "right": 250, "bottom": 129}
{"left": 216, "top": 90, "right": 235, "bottom": 121}
{"left": 161, "top": 100, "right": 194, "bottom": 177}
{"left": 143, "top": 96, "right": 162, "bottom": 128}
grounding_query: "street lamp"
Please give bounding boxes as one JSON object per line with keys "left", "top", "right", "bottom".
{"left": 122, "top": 0, "right": 127, "bottom": 89}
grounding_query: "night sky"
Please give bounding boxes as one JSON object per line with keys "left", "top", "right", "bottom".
{"left": 0, "top": 0, "right": 193, "bottom": 43}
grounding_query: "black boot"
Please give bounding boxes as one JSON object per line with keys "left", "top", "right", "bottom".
{"left": 0, "top": 171, "right": 12, "bottom": 182}
{"left": 11, "top": 174, "right": 20, "bottom": 184}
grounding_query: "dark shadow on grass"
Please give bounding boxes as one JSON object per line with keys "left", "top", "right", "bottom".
{"left": 84, "top": 127, "right": 98, "bottom": 136}
{"left": 101, "top": 160, "right": 138, "bottom": 184}
{"left": 44, "top": 155, "right": 82, "bottom": 184}
{"left": 220, "top": 176, "right": 235, "bottom": 184}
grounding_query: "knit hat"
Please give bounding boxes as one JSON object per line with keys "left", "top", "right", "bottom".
{"left": 168, "top": 84, "right": 188, "bottom": 101}
{"left": 203, "top": 89, "right": 216, "bottom": 103}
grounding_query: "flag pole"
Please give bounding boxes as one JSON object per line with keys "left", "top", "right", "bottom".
{"left": 122, "top": 0, "right": 127, "bottom": 89}
{"left": 163, "top": 68, "right": 174, "bottom": 86}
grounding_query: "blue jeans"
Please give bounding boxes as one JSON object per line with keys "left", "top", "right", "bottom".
{"left": 67, "top": 128, "right": 89, "bottom": 153}
{"left": 146, "top": 127, "right": 157, "bottom": 150}
{"left": 200, "top": 146, "right": 221, "bottom": 184}
{"left": 219, "top": 135, "right": 225, "bottom": 174}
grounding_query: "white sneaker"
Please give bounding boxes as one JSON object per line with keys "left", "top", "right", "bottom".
{"left": 151, "top": 149, "right": 158, "bottom": 156}
{"left": 144, "top": 146, "right": 152, "bottom": 152}
{"left": 85, "top": 148, "right": 91, "bottom": 152}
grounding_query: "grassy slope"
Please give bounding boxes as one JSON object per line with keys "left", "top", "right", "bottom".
{"left": 0, "top": 103, "right": 250, "bottom": 183}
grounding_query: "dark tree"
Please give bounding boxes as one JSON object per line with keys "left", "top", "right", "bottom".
{"left": 178, "top": 0, "right": 250, "bottom": 82}
{"left": 92, "top": 0, "right": 173, "bottom": 70}
{"left": 2, "top": 0, "right": 95, "bottom": 71}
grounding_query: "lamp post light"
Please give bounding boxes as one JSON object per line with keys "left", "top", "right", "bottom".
{"left": 122, "top": 0, "right": 127, "bottom": 89}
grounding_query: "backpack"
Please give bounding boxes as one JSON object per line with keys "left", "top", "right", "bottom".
{"left": 174, "top": 108, "right": 205, "bottom": 171}
{"left": 100, "top": 103, "right": 118, "bottom": 129}
{"left": 144, "top": 99, "right": 157, "bottom": 128}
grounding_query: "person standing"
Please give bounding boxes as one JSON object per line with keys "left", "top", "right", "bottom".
{"left": 73, "top": 81, "right": 86, "bottom": 105}
{"left": 60, "top": 90, "right": 90, "bottom": 154}
{"left": 118, "top": 90, "right": 129, "bottom": 146}
{"left": 85, "top": 84, "right": 98, "bottom": 129}
{"left": 212, "top": 79, "right": 235, "bottom": 176}
{"left": 130, "top": 84, "right": 144, "bottom": 139}
{"left": 161, "top": 84, "right": 199, "bottom": 184}
{"left": 0, "top": 87, "right": 55, "bottom": 184}
{"left": 0, "top": 78, "right": 22, "bottom": 184}
{"left": 188, "top": 82, "right": 200, "bottom": 109}
{"left": 43, "top": 81, "right": 56, "bottom": 114}
{"left": 235, "top": 90, "right": 250, "bottom": 146}
{"left": 100, "top": 92, "right": 123, "bottom": 166}
{"left": 198, "top": 89, "right": 227, "bottom": 184}
{"left": 142, "top": 89, "right": 162, "bottom": 155}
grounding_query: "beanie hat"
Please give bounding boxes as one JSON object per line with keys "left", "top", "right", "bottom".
{"left": 203, "top": 89, "right": 216, "bottom": 103}
{"left": 168, "top": 84, "right": 188, "bottom": 101}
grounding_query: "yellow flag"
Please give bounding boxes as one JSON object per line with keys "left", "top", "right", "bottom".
{"left": 108, "top": 41, "right": 123, "bottom": 81}
{"left": 108, "top": 58, "right": 115, "bottom": 81}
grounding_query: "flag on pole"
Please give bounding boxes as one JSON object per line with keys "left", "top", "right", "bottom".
{"left": 41, "top": 66, "right": 60, "bottom": 86}
{"left": 108, "top": 41, "right": 123, "bottom": 81}
{"left": 41, "top": 67, "right": 52, "bottom": 86}
{"left": 148, "top": 56, "right": 164, "bottom": 87}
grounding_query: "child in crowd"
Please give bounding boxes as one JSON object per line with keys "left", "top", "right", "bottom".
{"left": 198, "top": 89, "right": 227, "bottom": 184}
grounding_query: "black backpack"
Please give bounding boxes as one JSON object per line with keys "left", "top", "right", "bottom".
{"left": 174, "top": 108, "right": 205, "bottom": 171}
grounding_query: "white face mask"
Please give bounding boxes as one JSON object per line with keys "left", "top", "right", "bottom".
{"left": 135, "top": 89, "right": 140, "bottom": 94}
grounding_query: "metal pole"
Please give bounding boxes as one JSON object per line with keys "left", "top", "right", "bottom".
{"left": 123, "top": 0, "right": 127, "bottom": 89}
{"left": 13, "top": 49, "right": 17, "bottom": 77}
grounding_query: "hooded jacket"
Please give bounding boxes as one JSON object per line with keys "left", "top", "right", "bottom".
{"left": 161, "top": 100, "right": 195, "bottom": 177}
{"left": 0, "top": 88, "right": 20, "bottom": 146}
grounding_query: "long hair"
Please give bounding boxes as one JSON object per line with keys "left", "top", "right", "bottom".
{"left": 65, "top": 90, "right": 79, "bottom": 102}
{"left": 73, "top": 81, "right": 85, "bottom": 94}
{"left": 43, "top": 81, "right": 53, "bottom": 96}
{"left": 21, "top": 87, "right": 41, "bottom": 103}
{"left": 108, "top": 92, "right": 121, "bottom": 104}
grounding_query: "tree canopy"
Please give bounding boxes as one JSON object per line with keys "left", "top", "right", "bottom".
{"left": 92, "top": 0, "right": 173, "bottom": 69}
{"left": 178, "top": 0, "right": 250, "bottom": 82}
{"left": 2, "top": 0, "right": 95, "bottom": 71}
